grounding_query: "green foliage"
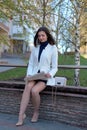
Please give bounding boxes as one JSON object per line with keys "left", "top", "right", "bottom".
{"left": 0, "top": 34, "right": 10, "bottom": 46}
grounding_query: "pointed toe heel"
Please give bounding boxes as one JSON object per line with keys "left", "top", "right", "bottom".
{"left": 31, "top": 112, "right": 39, "bottom": 123}
{"left": 16, "top": 114, "right": 26, "bottom": 126}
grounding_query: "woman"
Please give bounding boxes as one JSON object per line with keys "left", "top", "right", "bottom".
{"left": 16, "top": 26, "right": 58, "bottom": 126}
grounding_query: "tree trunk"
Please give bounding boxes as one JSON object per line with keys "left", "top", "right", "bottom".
{"left": 55, "top": 7, "right": 60, "bottom": 45}
{"left": 42, "top": 0, "right": 46, "bottom": 26}
{"left": 74, "top": 0, "right": 80, "bottom": 86}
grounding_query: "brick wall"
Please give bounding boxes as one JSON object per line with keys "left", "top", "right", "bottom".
{"left": 0, "top": 86, "right": 87, "bottom": 128}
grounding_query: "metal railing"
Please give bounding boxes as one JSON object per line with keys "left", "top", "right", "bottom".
{"left": 0, "top": 64, "right": 87, "bottom": 68}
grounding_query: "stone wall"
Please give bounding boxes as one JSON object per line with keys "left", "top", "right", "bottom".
{"left": 0, "top": 86, "right": 87, "bottom": 128}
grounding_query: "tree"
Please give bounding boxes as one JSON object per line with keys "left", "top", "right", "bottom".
{"left": 50, "top": 0, "right": 87, "bottom": 86}
{"left": 69, "top": 0, "right": 87, "bottom": 86}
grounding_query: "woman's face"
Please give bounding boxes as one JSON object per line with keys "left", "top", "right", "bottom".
{"left": 38, "top": 31, "right": 47, "bottom": 42}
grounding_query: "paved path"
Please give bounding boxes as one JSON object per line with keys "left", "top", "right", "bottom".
{"left": 0, "top": 56, "right": 26, "bottom": 72}
{"left": 0, "top": 113, "right": 86, "bottom": 130}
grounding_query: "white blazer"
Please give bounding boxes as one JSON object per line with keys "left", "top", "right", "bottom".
{"left": 26, "top": 44, "right": 58, "bottom": 86}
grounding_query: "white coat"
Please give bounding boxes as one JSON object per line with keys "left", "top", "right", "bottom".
{"left": 26, "top": 43, "right": 58, "bottom": 86}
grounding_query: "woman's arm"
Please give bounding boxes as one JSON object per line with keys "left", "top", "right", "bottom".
{"left": 48, "top": 45, "right": 58, "bottom": 77}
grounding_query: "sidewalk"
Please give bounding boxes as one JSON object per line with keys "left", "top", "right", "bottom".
{"left": 0, "top": 113, "right": 86, "bottom": 130}
{"left": 0, "top": 56, "right": 26, "bottom": 72}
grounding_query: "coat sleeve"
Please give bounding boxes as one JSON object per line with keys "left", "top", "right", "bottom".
{"left": 26, "top": 47, "right": 35, "bottom": 76}
{"left": 48, "top": 45, "right": 58, "bottom": 77}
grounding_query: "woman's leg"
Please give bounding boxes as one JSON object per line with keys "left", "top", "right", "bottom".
{"left": 16, "top": 81, "right": 36, "bottom": 126}
{"left": 31, "top": 82, "right": 46, "bottom": 122}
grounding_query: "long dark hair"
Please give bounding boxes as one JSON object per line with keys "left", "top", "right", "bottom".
{"left": 34, "top": 26, "right": 55, "bottom": 47}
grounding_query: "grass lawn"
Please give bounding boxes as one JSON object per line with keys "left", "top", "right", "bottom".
{"left": 56, "top": 54, "right": 87, "bottom": 86}
{"left": 0, "top": 54, "right": 87, "bottom": 87}
{"left": 0, "top": 67, "right": 26, "bottom": 80}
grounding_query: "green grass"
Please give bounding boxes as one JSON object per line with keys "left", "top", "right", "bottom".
{"left": 0, "top": 54, "right": 87, "bottom": 86}
{"left": 0, "top": 67, "right": 26, "bottom": 80}
{"left": 56, "top": 54, "right": 87, "bottom": 86}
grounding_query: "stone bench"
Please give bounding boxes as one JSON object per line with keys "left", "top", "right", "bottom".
{"left": 0, "top": 77, "right": 87, "bottom": 128}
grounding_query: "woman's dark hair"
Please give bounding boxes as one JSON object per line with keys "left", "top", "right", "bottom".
{"left": 34, "top": 26, "right": 55, "bottom": 46}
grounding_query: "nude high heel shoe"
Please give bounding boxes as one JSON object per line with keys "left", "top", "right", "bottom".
{"left": 16, "top": 114, "right": 26, "bottom": 126}
{"left": 31, "top": 112, "right": 39, "bottom": 123}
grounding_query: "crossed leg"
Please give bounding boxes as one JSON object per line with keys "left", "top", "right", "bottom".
{"left": 31, "top": 81, "right": 46, "bottom": 122}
